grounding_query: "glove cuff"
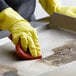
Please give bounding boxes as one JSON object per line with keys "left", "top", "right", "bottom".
{"left": 0, "top": 7, "right": 26, "bottom": 30}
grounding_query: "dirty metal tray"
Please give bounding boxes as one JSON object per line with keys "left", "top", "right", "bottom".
{"left": 36, "top": 21, "right": 76, "bottom": 58}
{"left": 1, "top": 21, "right": 76, "bottom": 76}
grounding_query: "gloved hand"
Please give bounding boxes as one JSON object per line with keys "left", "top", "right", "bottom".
{"left": 0, "top": 8, "right": 42, "bottom": 58}
{"left": 39, "top": 0, "right": 76, "bottom": 18}
{"left": 39, "top": 0, "right": 61, "bottom": 14}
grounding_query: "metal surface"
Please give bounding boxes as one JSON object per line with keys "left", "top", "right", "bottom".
{"left": 0, "top": 16, "right": 76, "bottom": 76}
{"left": 39, "top": 61, "right": 76, "bottom": 76}
{"left": 3, "top": 71, "right": 19, "bottom": 76}
{"left": 38, "top": 40, "right": 76, "bottom": 66}
{"left": 0, "top": 64, "right": 17, "bottom": 76}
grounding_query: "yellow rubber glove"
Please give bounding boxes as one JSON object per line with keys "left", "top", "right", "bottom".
{"left": 56, "top": 6, "right": 76, "bottom": 18}
{"left": 39, "top": 0, "right": 76, "bottom": 18}
{"left": 39, "top": 0, "right": 61, "bottom": 14}
{"left": 0, "top": 8, "right": 41, "bottom": 57}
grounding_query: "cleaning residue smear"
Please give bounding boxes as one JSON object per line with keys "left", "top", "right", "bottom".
{"left": 38, "top": 40, "right": 76, "bottom": 66}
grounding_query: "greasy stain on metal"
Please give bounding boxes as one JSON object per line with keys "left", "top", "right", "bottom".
{"left": 0, "top": 64, "right": 18, "bottom": 76}
{"left": 38, "top": 40, "right": 76, "bottom": 66}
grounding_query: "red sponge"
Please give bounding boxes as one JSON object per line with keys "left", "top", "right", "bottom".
{"left": 16, "top": 42, "right": 42, "bottom": 60}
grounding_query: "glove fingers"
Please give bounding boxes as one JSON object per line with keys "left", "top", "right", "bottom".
{"left": 27, "top": 36, "right": 37, "bottom": 57}
{"left": 32, "top": 29, "right": 41, "bottom": 56}
{"left": 20, "top": 33, "right": 28, "bottom": 52}
{"left": 12, "top": 34, "right": 20, "bottom": 45}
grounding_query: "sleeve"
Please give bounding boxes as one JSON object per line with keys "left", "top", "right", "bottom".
{"left": 0, "top": 0, "right": 9, "bottom": 12}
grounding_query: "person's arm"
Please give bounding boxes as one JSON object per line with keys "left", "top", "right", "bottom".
{"left": 39, "top": 0, "right": 61, "bottom": 14}
{"left": 39, "top": 0, "right": 76, "bottom": 18}
{"left": 0, "top": 0, "right": 42, "bottom": 59}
